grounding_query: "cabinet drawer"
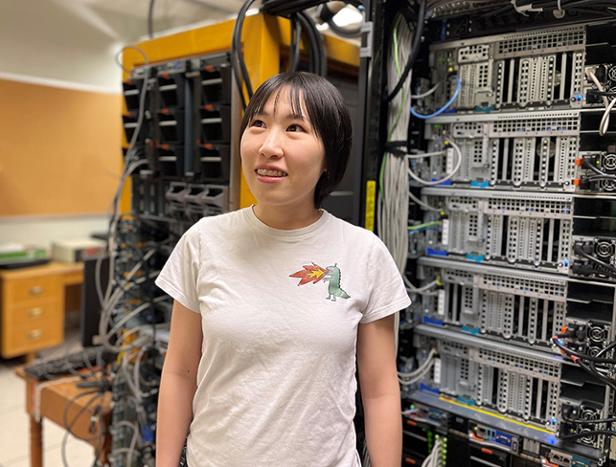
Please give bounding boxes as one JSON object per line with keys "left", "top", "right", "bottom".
{"left": 5, "top": 301, "right": 61, "bottom": 327}
{"left": 8, "top": 276, "right": 61, "bottom": 304}
{"left": 2, "top": 318, "right": 63, "bottom": 358}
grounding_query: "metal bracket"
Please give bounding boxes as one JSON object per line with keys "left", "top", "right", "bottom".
{"left": 360, "top": 21, "right": 373, "bottom": 58}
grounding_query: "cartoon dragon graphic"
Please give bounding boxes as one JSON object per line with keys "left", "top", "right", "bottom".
{"left": 289, "top": 262, "right": 350, "bottom": 301}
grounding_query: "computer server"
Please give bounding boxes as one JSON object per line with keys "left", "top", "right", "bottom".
{"left": 412, "top": 188, "right": 616, "bottom": 281}
{"left": 391, "top": 5, "right": 616, "bottom": 465}
{"left": 410, "top": 23, "right": 616, "bottom": 193}
{"left": 122, "top": 53, "right": 236, "bottom": 230}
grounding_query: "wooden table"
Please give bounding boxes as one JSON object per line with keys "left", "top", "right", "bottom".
{"left": 16, "top": 367, "right": 112, "bottom": 467}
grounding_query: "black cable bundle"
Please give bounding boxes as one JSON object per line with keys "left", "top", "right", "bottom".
{"left": 297, "top": 10, "right": 327, "bottom": 76}
{"left": 288, "top": 14, "right": 302, "bottom": 73}
{"left": 261, "top": 0, "right": 343, "bottom": 16}
{"left": 231, "top": 0, "right": 258, "bottom": 108}
{"left": 232, "top": 0, "right": 365, "bottom": 108}
{"left": 386, "top": 0, "right": 426, "bottom": 103}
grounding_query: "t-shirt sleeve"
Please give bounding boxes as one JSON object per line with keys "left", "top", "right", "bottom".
{"left": 360, "top": 236, "right": 412, "bottom": 324}
{"left": 154, "top": 222, "right": 202, "bottom": 313}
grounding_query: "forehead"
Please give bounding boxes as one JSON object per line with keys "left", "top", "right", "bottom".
{"left": 258, "top": 85, "right": 307, "bottom": 118}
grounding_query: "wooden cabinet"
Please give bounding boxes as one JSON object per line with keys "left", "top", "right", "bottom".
{"left": 0, "top": 262, "right": 83, "bottom": 358}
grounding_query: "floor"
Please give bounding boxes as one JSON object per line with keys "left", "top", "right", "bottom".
{"left": 0, "top": 311, "right": 95, "bottom": 467}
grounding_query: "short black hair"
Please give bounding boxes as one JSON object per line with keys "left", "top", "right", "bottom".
{"left": 240, "top": 72, "right": 352, "bottom": 208}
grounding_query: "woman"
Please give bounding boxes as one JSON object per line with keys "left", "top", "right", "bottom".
{"left": 155, "top": 72, "right": 410, "bottom": 467}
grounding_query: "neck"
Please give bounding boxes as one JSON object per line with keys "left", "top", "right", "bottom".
{"left": 252, "top": 202, "right": 322, "bottom": 230}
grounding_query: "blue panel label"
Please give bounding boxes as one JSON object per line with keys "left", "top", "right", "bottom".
{"left": 427, "top": 248, "right": 449, "bottom": 257}
{"left": 419, "top": 383, "right": 440, "bottom": 395}
{"left": 465, "top": 254, "right": 485, "bottom": 263}
{"left": 462, "top": 325, "right": 480, "bottom": 335}
{"left": 431, "top": 179, "right": 453, "bottom": 186}
{"left": 423, "top": 316, "right": 445, "bottom": 327}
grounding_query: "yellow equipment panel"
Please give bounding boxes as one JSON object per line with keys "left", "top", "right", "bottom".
{"left": 121, "top": 14, "right": 359, "bottom": 212}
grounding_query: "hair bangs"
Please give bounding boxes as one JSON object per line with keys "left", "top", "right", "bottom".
{"left": 241, "top": 76, "right": 308, "bottom": 133}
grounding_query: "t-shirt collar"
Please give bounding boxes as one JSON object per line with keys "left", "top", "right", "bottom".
{"left": 244, "top": 205, "right": 331, "bottom": 240}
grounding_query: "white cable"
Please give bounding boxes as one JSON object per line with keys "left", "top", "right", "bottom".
{"left": 421, "top": 438, "right": 441, "bottom": 467}
{"left": 399, "top": 351, "right": 437, "bottom": 387}
{"left": 105, "top": 295, "right": 167, "bottom": 342}
{"left": 96, "top": 61, "right": 152, "bottom": 355}
{"left": 399, "top": 359, "right": 435, "bottom": 385}
{"left": 409, "top": 190, "right": 441, "bottom": 212}
{"left": 408, "top": 150, "right": 447, "bottom": 159}
{"left": 600, "top": 97, "right": 616, "bottom": 136}
{"left": 586, "top": 68, "right": 608, "bottom": 105}
{"left": 407, "top": 140, "right": 462, "bottom": 186}
{"left": 378, "top": 15, "right": 414, "bottom": 356}
{"left": 404, "top": 276, "right": 439, "bottom": 294}
{"left": 411, "top": 82, "right": 440, "bottom": 99}
{"left": 586, "top": 68, "right": 614, "bottom": 135}
{"left": 112, "top": 420, "right": 141, "bottom": 467}
{"left": 399, "top": 349, "right": 437, "bottom": 379}
{"left": 378, "top": 15, "right": 413, "bottom": 272}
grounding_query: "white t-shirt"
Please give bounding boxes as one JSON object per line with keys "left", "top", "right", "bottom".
{"left": 155, "top": 207, "right": 411, "bottom": 467}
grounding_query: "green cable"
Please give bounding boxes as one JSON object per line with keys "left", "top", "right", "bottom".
{"left": 380, "top": 16, "right": 410, "bottom": 198}
{"left": 408, "top": 221, "right": 443, "bottom": 231}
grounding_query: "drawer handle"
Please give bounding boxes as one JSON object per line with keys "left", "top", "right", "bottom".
{"left": 28, "top": 307, "right": 44, "bottom": 318}
{"left": 29, "top": 286, "right": 44, "bottom": 296}
{"left": 28, "top": 329, "right": 42, "bottom": 340}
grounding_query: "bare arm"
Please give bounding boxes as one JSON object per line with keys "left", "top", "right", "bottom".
{"left": 357, "top": 313, "right": 402, "bottom": 467}
{"left": 156, "top": 300, "right": 203, "bottom": 467}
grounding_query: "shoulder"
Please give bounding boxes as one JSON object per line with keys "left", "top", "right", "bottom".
{"left": 328, "top": 214, "right": 386, "bottom": 250}
{"left": 180, "top": 209, "right": 247, "bottom": 245}
{"left": 189, "top": 208, "right": 246, "bottom": 233}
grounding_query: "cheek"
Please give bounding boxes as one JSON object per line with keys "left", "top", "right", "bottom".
{"left": 239, "top": 133, "right": 258, "bottom": 165}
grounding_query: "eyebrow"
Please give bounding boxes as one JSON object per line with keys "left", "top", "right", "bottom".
{"left": 254, "top": 110, "right": 306, "bottom": 121}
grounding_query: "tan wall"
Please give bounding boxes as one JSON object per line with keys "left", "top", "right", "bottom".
{"left": 0, "top": 78, "right": 122, "bottom": 216}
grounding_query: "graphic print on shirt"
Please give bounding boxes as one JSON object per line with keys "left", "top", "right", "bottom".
{"left": 289, "top": 263, "right": 351, "bottom": 301}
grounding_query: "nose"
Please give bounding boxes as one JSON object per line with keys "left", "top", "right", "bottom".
{"left": 258, "top": 127, "right": 284, "bottom": 159}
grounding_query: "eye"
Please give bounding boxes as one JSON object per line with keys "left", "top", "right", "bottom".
{"left": 250, "top": 119, "right": 265, "bottom": 128}
{"left": 287, "top": 123, "right": 305, "bottom": 132}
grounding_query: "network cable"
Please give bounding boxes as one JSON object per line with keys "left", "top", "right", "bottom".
{"left": 378, "top": 12, "right": 414, "bottom": 273}
{"left": 552, "top": 337, "right": 616, "bottom": 364}
{"left": 410, "top": 76, "right": 462, "bottom": 120}
{"left": 407, "top": 140, "right": 462, "bottom": 186}
{"left": 573, "top": 243, "right": 616, "bottom": 279}
{"left": 586, "top": 68, "right": 615, "bottom": 135}
{"left": 399, "top": 349, "right": 438, "bottom": 386}
{"left": 421, "top": 436, "right": 442, "bottom": 467}
{"left": 387, "top": 0, "right": 426, "bottom": 102}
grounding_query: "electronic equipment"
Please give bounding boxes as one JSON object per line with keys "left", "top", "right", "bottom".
{"left": 24, "top": 346, "right": 110, "bottom": 381}
{"left": 366, "top": 1, "right": 616, "bottom": 465}
{"left": 51, "top": 238, "right": 105, "bottom": 263}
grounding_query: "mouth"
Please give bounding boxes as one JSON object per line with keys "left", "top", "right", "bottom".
{"left": 255, "top": 168, "right": 288, "bottom": 178}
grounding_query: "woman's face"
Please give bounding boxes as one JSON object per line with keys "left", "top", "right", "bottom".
{"left": 240, "top": 87, "right": 326, "bottom": 212}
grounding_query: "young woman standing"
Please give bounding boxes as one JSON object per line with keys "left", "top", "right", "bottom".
{"left": 155, "top": 72, "right": 410, "bottom": 467}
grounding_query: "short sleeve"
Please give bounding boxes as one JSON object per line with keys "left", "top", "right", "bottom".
{"left": 361, "top": 237, "right": 411, "bottom": 324}
{"left": 155, "top": 222, "right": 202, "bottom": 313}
